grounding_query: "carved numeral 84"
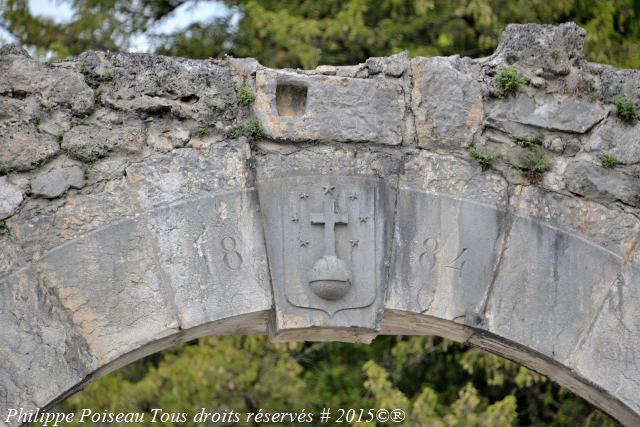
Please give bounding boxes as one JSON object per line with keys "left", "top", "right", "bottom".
{"left": 418, "top": 237, "right": 468, "bottom": 277}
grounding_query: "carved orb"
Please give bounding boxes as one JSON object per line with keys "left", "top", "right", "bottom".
{"left": 308, "top": 255, "right": 353, "bottom": 301}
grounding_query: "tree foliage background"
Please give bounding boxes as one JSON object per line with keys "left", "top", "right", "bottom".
{"left": 2, "top": 1, "right": 636, "bottom": 425}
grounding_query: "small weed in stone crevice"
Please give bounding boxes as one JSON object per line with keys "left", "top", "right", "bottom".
{"left": 517, "top": 147, "right": 552, "bottom": 180}
{"left": 227, "top": 124, "right": 243, "bottom": 139}
{"left": 600, "top": 153, "right": 619, "bottom": 168}
{"left": 245, "top": 118, "right": 264, "bottom": 138}
{"left": 234, "top": 83, "right": 256, "bottom": 105}
{"left": 79, "top": 60, "right": 98, "bottom": 88}
{"left": 102, "top": 69, "right": 115, "bottom": 81}
{"left": 514, "top": 132, "right": 541, "bottom": 147}
{"left": 227, "top": 118, "right": 264, "bottom": 140}
{"left": 196, "top": 127, "right": 208, "bottom": 137}
{"left": 469, "top": 147, "right": 498, "bottom": 169}
{"left": 0, "top": 162, "right": 14, "bottom": 176}
{"left": 0, "top": 220, "right": 6, "bottom": 235}
{"left": 55, "top": 133, "right": 64, "bottom": 143}
{"left": 207, "top": 101, "right": 226, "bottom": 112}
{"left": 29, "top": 116, "right": 41, "bottom": 125}
{"left": 495, "top": 67, "right": 525, "bottom": 98}
{"left": 614, "top": 98, "right": 639, "bottom": 122}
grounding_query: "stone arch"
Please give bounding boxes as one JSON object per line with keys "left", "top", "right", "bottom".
{"left": 1, "top": 22, "right": 639, "bottom": 426}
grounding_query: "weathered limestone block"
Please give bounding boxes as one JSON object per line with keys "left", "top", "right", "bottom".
{"left": 125, "top": 144, "right": 252, "bottom": 209}
{"left": 125, "top": 143, "right": 270, "bottom": 329}
{"left": 508, "top": 185, "right": 640, "bottom": 255}
{"left": 0, "top": 123, "right": 59, "bottom": 171}
{"left": 487, "top": 93, "right": 607, "bottom": 134}
{"left": 0, "top": 238, "right": 24, "bottom": 275}
{"left": 62, "top": 124, "right": 146, "bottom": 161}
{"left": 30, "top": 155, "right": 86, "bottom": 199}
{"left": 483, "top": 214, "right": 623, "bottom": 360}
{"left": 570, "top": 247, "right": 640, "bottom": 416}
{"left": 7, "top": 179, "right": 136, "bottom": 258}
{"left": 488, "top": 22, "right": 586, "bottom": 75}
{"left": 147, "top": 127, "right": 191, "bottom": 153}
{"left": 0, "top": 268, "right": 94, "bottom": 416}
{"left": 253, "top": 69, "right": 405, "bottom": 145}
{"left": 0, "top": 51, "right": 94, "bottom": 115}
{"left": 0, "top": 177, "right": 23, "bottom": 219}
{"left": 80, "top": 51, "right": 239, "bottom": 122}
{"left": 411, "top": 56, "right": 483, "bottom": 148}
{"left": 144, "top": 191, "right": 271, "bottom": 329}
{"left": 597, "top": 65, "right": 640, "bottom": 102}
{"left": 565, "top": 160, "right": 640, "bottom": 208}
{"left": 586, "top": 119, "right": 640, "bottom": 164}
{"left": 35, "top": 219, "right": 179, "bottom": 364}
{"left": 365, "top": 51, "right": 410, "bottom": 77}
{"left": 387, "top": 152, "right": 508, "bottom": 319}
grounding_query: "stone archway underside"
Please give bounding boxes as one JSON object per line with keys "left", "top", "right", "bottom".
{"left": 1, "top": 23, "right": 639, "bottom": 426}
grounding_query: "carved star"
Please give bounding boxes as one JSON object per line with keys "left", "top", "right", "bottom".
{"left": 322, "top": 185, "right": 335, "bottom": 195}
{"left": 291, "top": 215, "right": 299, "bottom": 222}
{"left": 348, "top": 193, "right": 358, "bottom": 201}
{"left": 359, "top": 216, "right": 369, "bottom": 223}
{"left": 350, "top": 239, "right": 360, "bottom": 247}
{"left": 299, "top": 193, "right": 310, "bottom": 199}
{"left": 299, "top": 239, "right": 310, "bottom": 247}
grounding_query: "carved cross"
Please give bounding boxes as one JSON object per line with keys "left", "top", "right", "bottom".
{"left": 310, "top": 199, "right": 348, "bottom": 257}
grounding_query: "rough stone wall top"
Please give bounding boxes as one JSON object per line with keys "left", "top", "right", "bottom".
{"left": 1, "top": 22, "right": 640, "bottom": 427}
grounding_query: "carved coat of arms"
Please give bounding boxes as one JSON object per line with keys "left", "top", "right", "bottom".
{"left": 259, "top": 175, "right": 387, "bottom": 332}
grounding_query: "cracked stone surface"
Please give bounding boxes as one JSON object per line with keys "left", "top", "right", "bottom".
{"left": 1, "top": 22, "right": 640, "bottom": 427}
{"left": 0, "top": 177, "right": 23, "bottom": 219}
{"left": 30, "top": 155, "right": 86, "bottom": 199}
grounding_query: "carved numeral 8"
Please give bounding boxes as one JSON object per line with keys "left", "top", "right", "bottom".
{"left": 221, "top": 236, "right": 243, "bottom": 270}
{"left": 419, "top": 238, "right": 439, "bottom": 267}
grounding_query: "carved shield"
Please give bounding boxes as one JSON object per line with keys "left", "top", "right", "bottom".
{"left": 259, "top": 175, "right": 385, "bottom": 326}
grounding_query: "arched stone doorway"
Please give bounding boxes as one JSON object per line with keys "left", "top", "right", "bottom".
{"left": 1, "top": 22, "right": 639, "bottom": 426}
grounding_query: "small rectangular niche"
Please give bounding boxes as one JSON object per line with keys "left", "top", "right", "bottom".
{"left": 276, "top": 83, "right": 308, "bottom": 117}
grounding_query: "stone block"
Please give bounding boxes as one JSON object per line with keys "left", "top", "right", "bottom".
{"left": 31, "top": 155, "right": 86, "bottom": 199}
{"left": 0, "top": 176, "right": 23, "bottom": 219}
{"left": 144, "top": 190, "right": 271, "bottom": 328}
{"left": 411, "top": 56, "right": 483, "bottom": 148}
{"left": 253, "top": 69, "right": 405, "bottom": 145}
{"left": 35, "top": 219, "right": 179, "bottom": 364}
{"left": 487, "top": 93, "right": 607, "bottom": 134}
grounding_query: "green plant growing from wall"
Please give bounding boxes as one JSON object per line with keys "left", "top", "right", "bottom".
{"left": 600, "top": 154, "right": 619, "bottom": 168}
{"left": 79, "top": 60, "right": 98, "bottom": 88}
{"left": 234, "top": 82, "right": 256, "bottom": 104}
{"left": 196, "top": 127, "right": 208, "bottom": 137}
{"left": 207, "top": 101, "right": 226, "bottom": 111}
{"left": 517, "top": 147, "right": 552, "bottom": 180}
{"left": 0, "top": 220, "right": 6, "bottom": 234}
{"left": 514, "top": 132, "right": 541, "bottom": 147}
{"left": 245, "top": 117, "right": 264, "bottom": 138}
{"left": 469, "top": 147, "right": 498, "bottom": 169}
{"left": 495, "top": 67, "right": 525, "bottom": 98}
{"left": 227, "top": 124, "right": 243, "bottom": 139}
{"left": 55, "top": 133, "right": 64, "bottom": 143}
{"left": 226, "top": 118, "right": 264, "bottom": 140}
{"left": 30, "top": 116, "right": 41, "bottom": 125}
{"left": 103, "top": 69, "right": 115, "bottom": 81}
{"left": 0, "top": 163, "right": 14, "bottom": 176}
{"left": 614, "top": 98, "right": 639, "bottom": 122}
